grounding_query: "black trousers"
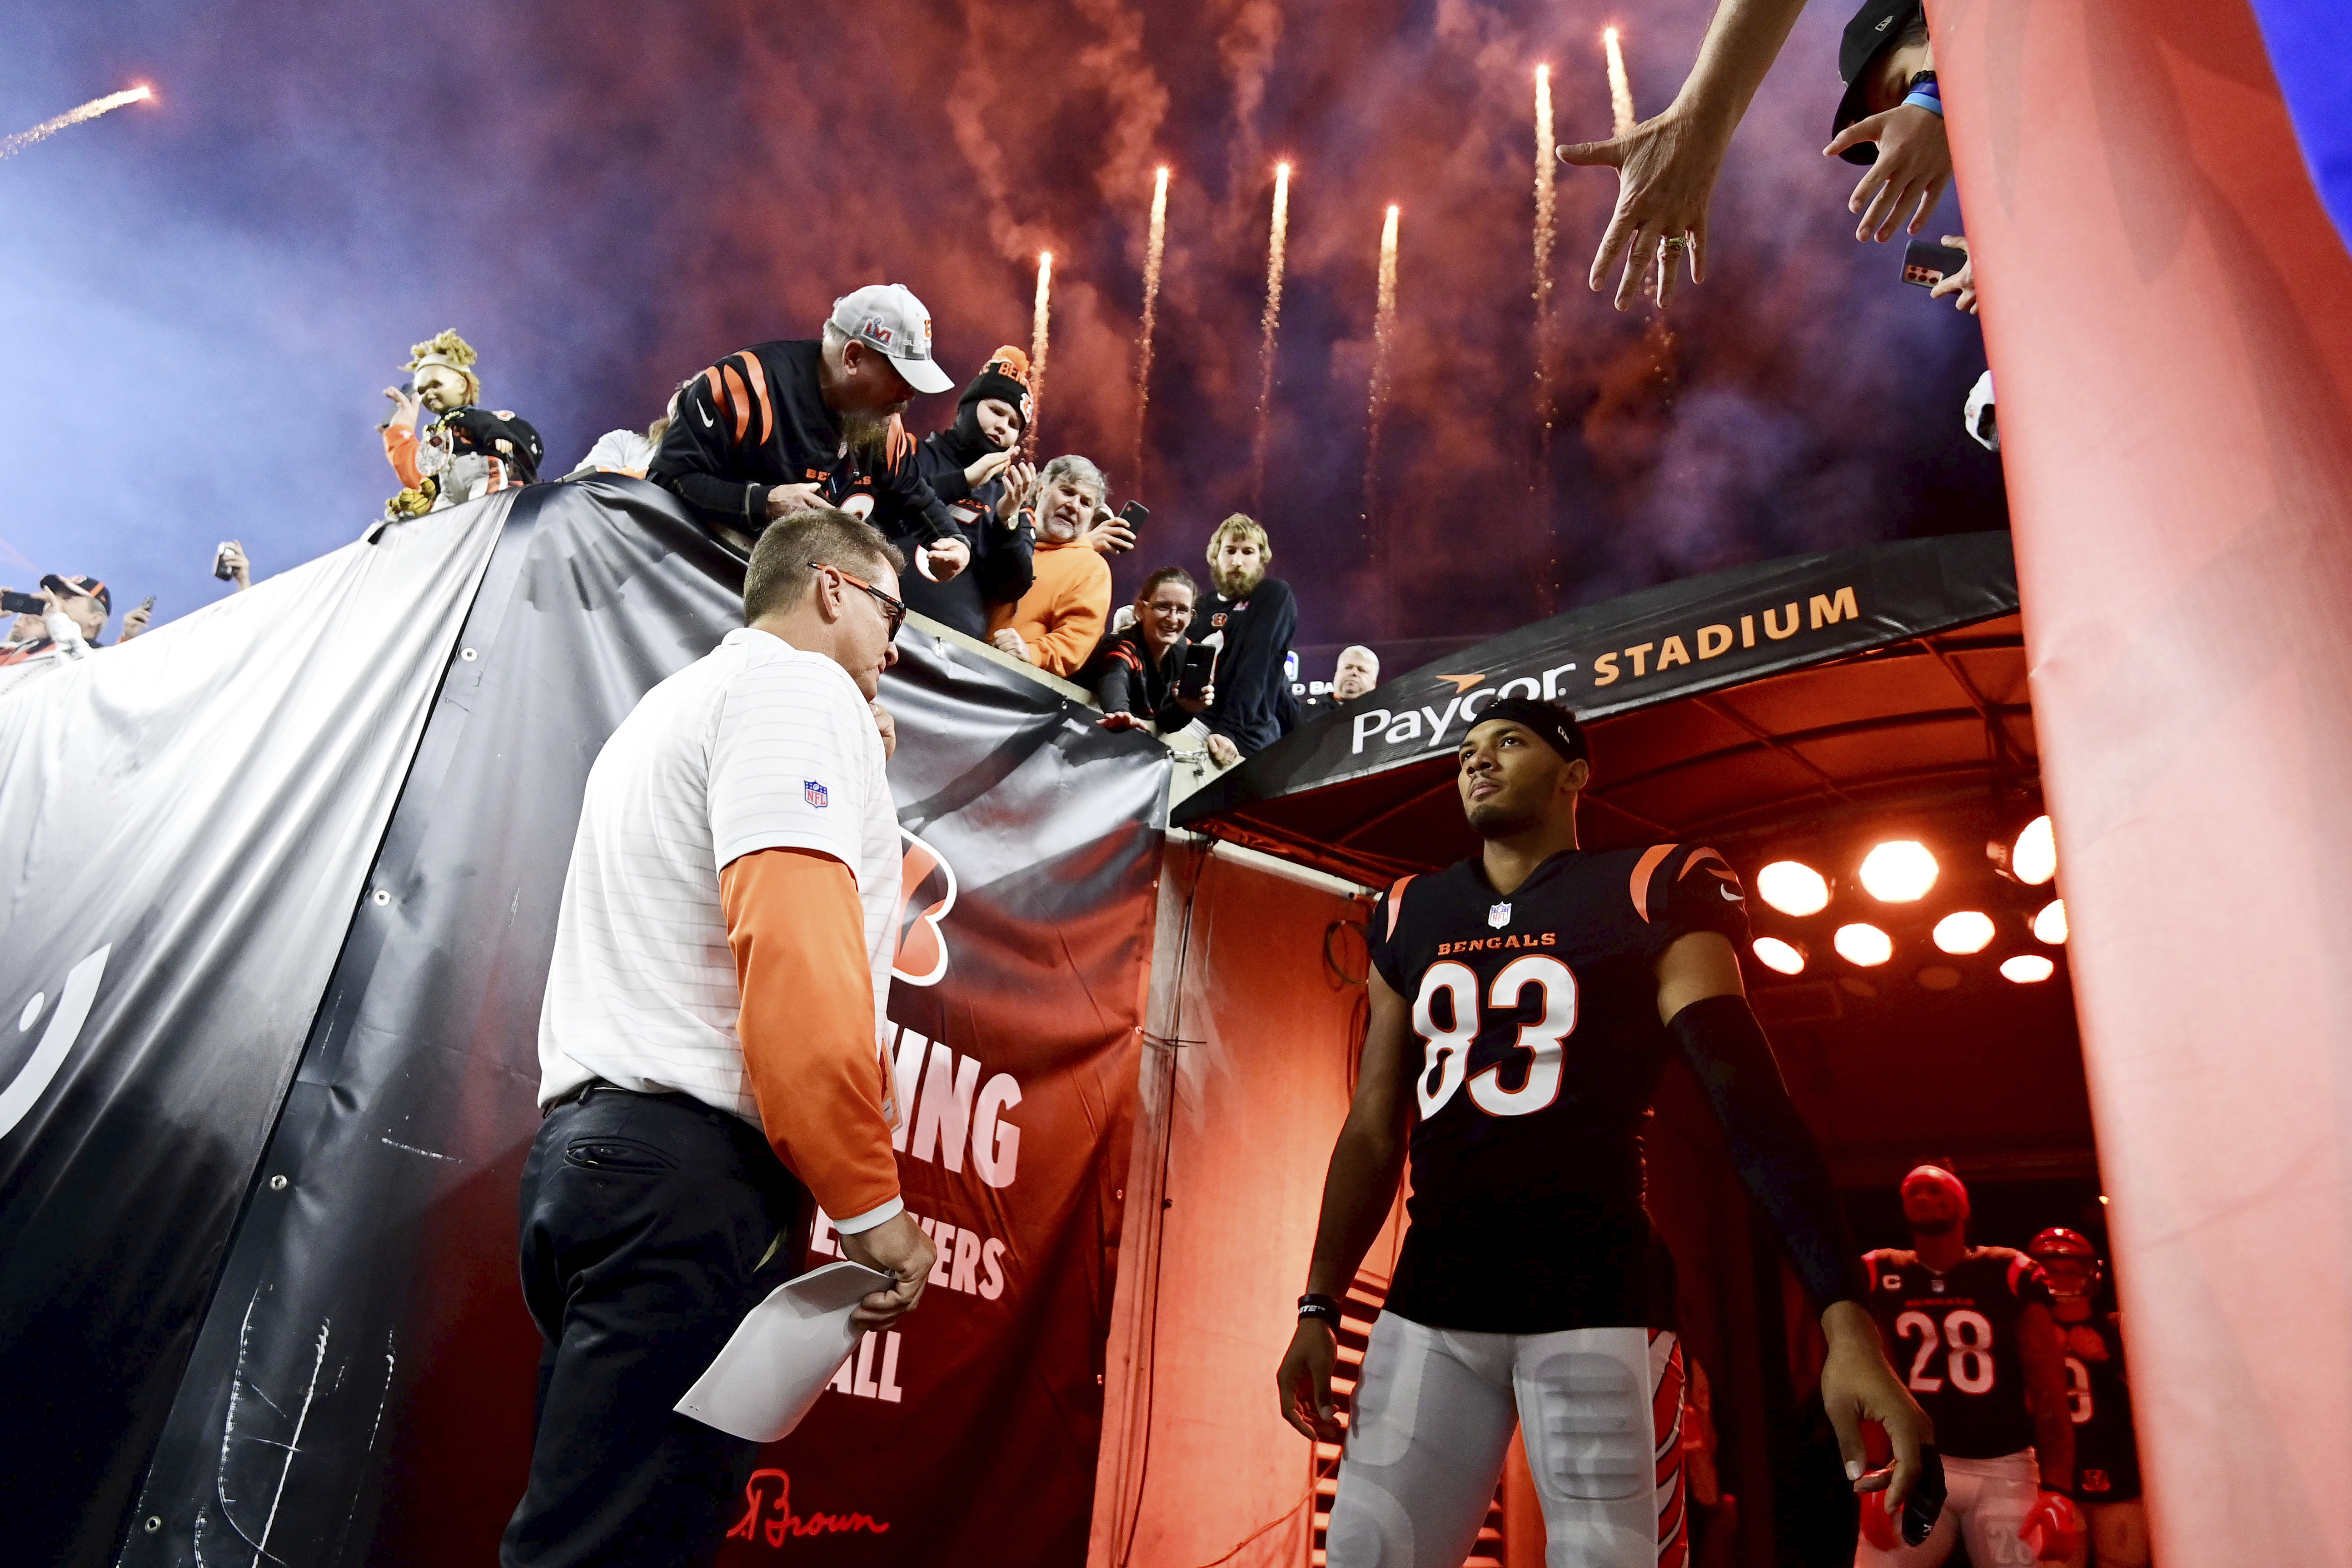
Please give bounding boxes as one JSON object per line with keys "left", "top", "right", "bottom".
{"left": 499, "top": 1085, "right": 807, "bottom": 1568}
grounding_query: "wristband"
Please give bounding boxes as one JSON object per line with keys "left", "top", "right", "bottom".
{"left": 1297, "top": 1293, "right": 1343, "bottom": 1328}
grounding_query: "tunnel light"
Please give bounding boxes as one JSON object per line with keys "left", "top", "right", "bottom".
{"left": 1859, "top": 840, "right": 1938, "bottom": 902}
{"left": 1751, "top": 936, "right": 1806, "bottom": 976}
{"left": 1834, "top": 923, "right": 1893, "bottom": 967}
{"left": 2033, "top": 899, "right": 2068, "bottom": 944}
{"left": 2012, "top": 815, "right": 2057, "bottom": 885}
{"left": 1756, "top": 860, "right": 1830, "bottom": 916}
{"left": 1933, "top": 911, "right": 1996, "bottom": 955}
{"left": 2000, "top": 954, "right": 2056, "bottom": 983}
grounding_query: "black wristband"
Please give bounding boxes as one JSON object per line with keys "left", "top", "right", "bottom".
{"left": 1297, "top": 1293, "right": 1343, "bottom": 1328}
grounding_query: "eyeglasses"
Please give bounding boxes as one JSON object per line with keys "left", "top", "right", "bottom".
{"left": 810, "top": 562, "right": 905, "bottom": 641}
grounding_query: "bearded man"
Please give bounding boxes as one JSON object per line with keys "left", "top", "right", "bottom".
{"left": 1196, "top": 514, "right": 1297, "bottom": 768}
{"left": 649, "top": 285, "right": 967, "bottom": 571}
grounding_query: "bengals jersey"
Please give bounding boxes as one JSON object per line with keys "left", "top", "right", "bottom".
{"left": 1863, "top": 1246, "right": 2054, "bottom": 1459}
{"left": 2060, "top": 1312, "right": 2142, "bottom": 1502}
{"left": 1367, "top": 843, "right": 1749, "bottom": 1334}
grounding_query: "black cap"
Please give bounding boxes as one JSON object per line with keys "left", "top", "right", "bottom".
{"left": 40, "top": 573, "right": 109, "bottom": 612}
{"left": 1469, "top": 697, "right": 1589, "bottom": 765}
{"left": 1832, "top": 0, "right": 1923, "bottom": 165}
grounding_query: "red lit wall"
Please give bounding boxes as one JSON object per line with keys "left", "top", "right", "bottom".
{"left": 1933, "top": 2, "right": 2352, "bottom": 1559}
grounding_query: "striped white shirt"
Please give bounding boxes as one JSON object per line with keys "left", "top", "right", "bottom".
{"left": 538, "top": 628, "right": 902, "bottom": 1175}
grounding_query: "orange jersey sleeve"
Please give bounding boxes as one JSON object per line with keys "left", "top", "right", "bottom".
{"left": 382, "top": 422, "right": 424, "bottom": 489}
{"left": 720, "top": 846, "right": 901, "bottom": 1222}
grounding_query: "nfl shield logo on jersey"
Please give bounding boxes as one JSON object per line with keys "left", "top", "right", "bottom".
{"left": 803, "top": 780, "right": 829, "bottom": 809}
{"left": 1487, "top": 902, "right": 1511, "bottom": 928}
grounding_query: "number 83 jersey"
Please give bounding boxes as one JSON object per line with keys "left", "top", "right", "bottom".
{"left": 1367, "top": 844, "right": 1749, "bottom": 1335}
{"left": 1862, "top": 1246, "right": 2054, "bottom": 1459}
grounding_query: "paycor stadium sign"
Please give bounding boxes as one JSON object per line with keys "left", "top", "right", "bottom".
{"left": 1176, "top": 532, "right": 2018, "bottom": 817}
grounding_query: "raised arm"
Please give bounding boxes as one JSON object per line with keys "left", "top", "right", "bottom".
{"left": 1558, "top": 0, "right": 1812, "bottom": 309}
{"left": 1655, "top": 930, "right": 1937, "bottom": 1517}
{"left": 1276, "top": 964, "right": 1415, "bottom": 1443}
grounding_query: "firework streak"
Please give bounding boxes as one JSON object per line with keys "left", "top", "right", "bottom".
{"left": 1534, "top": 66, "right": 1559, "bottom": 606}
{"left": 0, "top": 86, "right": 152, "bottom": 161}
{"left": 1604, "top": 28, "right": 1635, "bottom": 138}
{"left": 1251, "top": 162, "right": 1291, "bottom": 507}
{"left": 1027, "top": 252, "right": 1052, "bottom": 461}
{"left": 1364, "top": 205, "right": 1401, "bottom": 557}
{"left": 1135, "top": 168, "right": 1169, "bottom": 494}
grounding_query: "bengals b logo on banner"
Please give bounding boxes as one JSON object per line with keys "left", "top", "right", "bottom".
{"left": 892, "top": 829, "right": 956, "bottom": 987}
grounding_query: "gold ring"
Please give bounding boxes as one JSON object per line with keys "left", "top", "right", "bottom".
{"left": 1659, "top": 234, "right": 1690, "bottom": 252}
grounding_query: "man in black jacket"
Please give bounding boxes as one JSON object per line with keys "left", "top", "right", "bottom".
{"left": 649, "top": 284, "right": 966, "bottom": 574}
{"left": 1197, "top": 515, "right": 1296, "bottom": 767}
{"left": 857, "top": 346, "right": 1038, "bottom": 638}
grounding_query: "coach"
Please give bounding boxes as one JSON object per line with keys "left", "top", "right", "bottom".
{"left": 501, "top": 510, "right": 937, "bottom": 1568}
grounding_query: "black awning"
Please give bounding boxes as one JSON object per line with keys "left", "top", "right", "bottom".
{"left": 1177, "top": 532, "right": 2023, "bottom": 884}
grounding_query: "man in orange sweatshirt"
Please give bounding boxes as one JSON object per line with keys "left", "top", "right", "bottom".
{"left": 988, "top": 453, "right": 1113, "bottom": 677}
{"left": 504, "top": 508, "right": 936, "bottom": 1568}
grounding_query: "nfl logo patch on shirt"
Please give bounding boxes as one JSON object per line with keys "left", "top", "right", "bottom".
{"left": 1488, "top": 902, "right": 1511, "bottom": 928}
{"left": 804, "top": 780, "right": 829, "bottom": 808}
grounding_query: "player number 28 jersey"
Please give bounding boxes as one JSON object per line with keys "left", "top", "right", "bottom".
{"left": 1367, "top": 844, "right": 1749, "bottom": 1334}
{"left": 1862, "top": 1246, "right": 2053, "bottom": 1460}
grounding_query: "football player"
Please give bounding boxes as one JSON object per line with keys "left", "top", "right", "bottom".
{"left": 1856, "top": 1168, "right": 2080, "bottom": 1565}
{"left": 2028, "top": 1228, "right": 2147, "bottom": 1568}
{"left": 1275, "top": 698, "right": 1934, "bottom": 1567}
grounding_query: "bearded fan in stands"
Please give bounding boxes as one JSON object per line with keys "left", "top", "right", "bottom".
{"left": 380, "top": 330, "right": 543, "bottom": 518}
{"left": 1276, "top": 697, "right": 1937, "bottom": 1567}
{"left": 648, "top": 284, "right": 970, "bottom": 589}
{"left": 1196, "top": 515, "right": 1296, "bottom": 768}
{"left": 1856, "top": 1166, "right": 2081, "bottom": 1566}
{"left": 2028, "top": 1227, "right": 2147, "bottom": 1568}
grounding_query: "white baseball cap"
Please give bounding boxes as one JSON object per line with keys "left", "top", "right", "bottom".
{"left": 827, "top": 284, "right": 953, "bottom": 395}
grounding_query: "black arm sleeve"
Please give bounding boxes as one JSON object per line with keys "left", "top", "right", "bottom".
{"left": 648, "top": 374, "right": 767, "bottom": 527}
{"left": 1096, "top": 661, "right": 1135, "bottom": 715}
{"left": 972, "top": 506, "right": 1035, "bottom": 608}
{"left": 1669, "top": 994, "right": 1865, "bottom": 1311}
{"left": 872, "top": 438, "right": 953, "bottom": 546}
{"left": 1205, "top": 578, "right": 1298, "bottom": 747}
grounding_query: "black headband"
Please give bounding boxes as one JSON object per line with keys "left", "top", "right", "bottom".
{"left": 1470, "top": 697, "right": 1589, "bottom": 764}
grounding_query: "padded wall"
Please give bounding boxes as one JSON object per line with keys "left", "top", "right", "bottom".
{"left": 1934, "top": 2, "right": 2352, "bottom": 1559}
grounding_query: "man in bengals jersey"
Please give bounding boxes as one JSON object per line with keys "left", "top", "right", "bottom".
{"left": 1857, "top": 1167, "right": 2080, "bottom": 1565}
{"left": 1275, "top": 697, "right": 1936, "bottom": 1568}
{"left": 2027, "top": 1228, "right": 2148, "bottom": 1568}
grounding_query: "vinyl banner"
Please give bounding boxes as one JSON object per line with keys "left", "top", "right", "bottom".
{"left": 0, "top": 497, "right": 511, "bottom": 1568}
{"left": 1177, "top": 531, "right": 2017, "bottom": 826}
{"left": 117, "top": 478, "right": 1166, "bottom": 1568}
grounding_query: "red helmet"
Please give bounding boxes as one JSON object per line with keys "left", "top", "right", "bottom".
{"left": 2029, "top": 1226, "right": 2102, "bottom": 1298}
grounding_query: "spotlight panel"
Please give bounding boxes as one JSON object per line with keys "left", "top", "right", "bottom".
{"left": 1859, "top": 840, "right": 1938, "bottom": 902}
{"left": 1834, "top": 922, "right": 1893, "bottom": 967}
{"left": 1756, "top": 860, "right": 1829, "bottom": 916}
{"left": 1751, "top": 936, "right": 1806, "bottom": 976}
{"left": 1933, "top": 911, "right": 1996, "bottom": 955}
{"left": 2012, "top": 815, "right": 2057, "bottom": 885}
{"left": 2000, "top": 954, "right": 2056, "bottom": 983}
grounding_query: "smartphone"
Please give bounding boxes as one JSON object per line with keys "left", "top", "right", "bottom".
{"left": 1117, "top": 500, "right": 1149, "bottom": 532}
{"left": 1176, "top": 642, "right": 1216, "bottom": 703}
{"left": 214, "top": 542, "right": 239, "bottom": 581}
{"left": 138, "top": 594, "right": 157, "bottom": 614}
{"left": 1901, "top": 239, "right": 1968, "bottom": 288}
{"left": 0, "top": 590, "right": 44, "bottom": 616}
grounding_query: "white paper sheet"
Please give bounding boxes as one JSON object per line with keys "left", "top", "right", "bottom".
{"left": 673, "top": 1260, "right": 897, "bottom": 1442}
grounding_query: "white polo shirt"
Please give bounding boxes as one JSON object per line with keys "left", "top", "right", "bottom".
{"left": 538, "top": 627, "right": 902, "bottom": 1130}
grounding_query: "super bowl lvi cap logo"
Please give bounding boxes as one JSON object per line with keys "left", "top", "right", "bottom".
{"left": 892, "top": 828, "right": 957, "bottom": 986}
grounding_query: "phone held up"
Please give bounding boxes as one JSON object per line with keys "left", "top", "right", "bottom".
{"left": 1900, "top": 239, "right": 1968, "bottom": 289}
{"left": 0, "top": 590, "right": 45, "bottom": 617}
{"left": 1176, "top": 642, "right": 1216, "bottom": 704}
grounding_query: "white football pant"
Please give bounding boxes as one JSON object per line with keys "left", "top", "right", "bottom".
{"left": 1325, "top": 1313, "right": 1688, "bottom": 1568}
{"left": 1854, "top": 1449, "right": 2042, "bottom": 1568}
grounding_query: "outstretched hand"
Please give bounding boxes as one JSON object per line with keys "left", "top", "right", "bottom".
{"left": 1824, "top": 104, "right": 1952, "bottom": 243}
{"left": 1276, "top": 1319, "right": 1343, "bottom": 1443}
{"left": 1559, "top": 108, "right": 1729, "bottom": 310}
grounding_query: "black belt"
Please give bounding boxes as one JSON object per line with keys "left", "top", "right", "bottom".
{"left": 541, "top": 1077, "right": 717, "bottom": 1120}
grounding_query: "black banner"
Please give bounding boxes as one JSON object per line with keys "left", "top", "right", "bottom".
{"left": 37, "top": 478, "right": 1170, "bottom": 1567}
{"left": 1176, "top": 532, "right": 2017, "bottom": 827}
{"left": 0, "top": 497, "right": 513, "bottom": 1568}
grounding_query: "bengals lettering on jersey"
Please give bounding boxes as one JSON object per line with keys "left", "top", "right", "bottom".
{"left": 1862, "top": 1246, "right": 2054, "bottom": 1459}
{"left": 1366, "top": 844, "right": 1748, "bottom": 1334}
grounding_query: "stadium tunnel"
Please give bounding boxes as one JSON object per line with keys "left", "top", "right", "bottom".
{"left": 1091, "top": 532, "right": 2111, "bottom": 1567}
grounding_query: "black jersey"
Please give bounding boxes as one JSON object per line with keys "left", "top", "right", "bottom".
{"left": 2058, "top": 1311, "right": 2142, "bottom": 1502}
{"left": 1863, "top": 1246, "right": 2054, "bottom": 1460}
{"left": 1367, "top": 843, "right": 1750, "bottom": 1333}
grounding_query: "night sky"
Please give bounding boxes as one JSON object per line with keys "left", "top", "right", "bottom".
{"left": 6, "top": 0, "right": 1999, "bottom": 675}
